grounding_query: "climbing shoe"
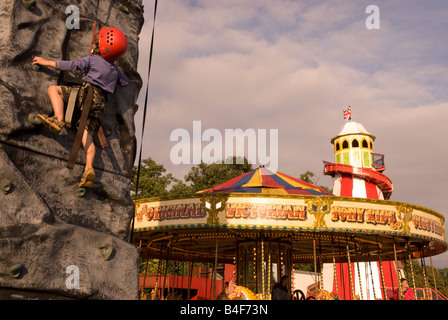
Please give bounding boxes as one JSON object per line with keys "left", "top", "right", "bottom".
{"left": 79, "top": 167, "right": 95, "bottom": 188}
{"left": 36, "top": 114, "right": 65, "bottom": 133}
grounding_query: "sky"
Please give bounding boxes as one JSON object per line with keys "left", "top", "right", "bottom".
{"left": 134, "top": 0, "right": 448, "bottom": 268}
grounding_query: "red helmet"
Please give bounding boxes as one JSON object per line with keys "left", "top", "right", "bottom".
{"left": 99, "top": 27, "right": 128, "bottom": 62}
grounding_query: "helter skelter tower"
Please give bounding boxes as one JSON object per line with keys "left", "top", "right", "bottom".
{"left": 323, "top": 112, "right": 393, "bottom": 200}
{"left": 322, "top": 107, "right": 397, "bottom": 300}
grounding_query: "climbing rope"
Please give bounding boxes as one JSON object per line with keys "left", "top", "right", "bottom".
{"left": 130, "top": 0, "right": 158, "bottom": 240}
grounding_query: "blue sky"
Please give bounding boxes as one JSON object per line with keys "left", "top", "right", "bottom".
{"left": 135, "top": 0, "right": 448, "bottom": 267}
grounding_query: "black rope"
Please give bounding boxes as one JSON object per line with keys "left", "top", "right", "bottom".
{"left": 129, "top": 0, "right": 158, "bottom": 242}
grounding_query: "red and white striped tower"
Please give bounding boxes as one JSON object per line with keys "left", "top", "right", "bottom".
{"left": 322, "top": 113, "right": 398, "bottom": 300}
{"left": 324, "top": 121, "right": 393, "bottom": 200}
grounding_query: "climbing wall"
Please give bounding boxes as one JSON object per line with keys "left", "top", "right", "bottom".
{"left": 0, "top": 0, "right": 144, "bottom": 299}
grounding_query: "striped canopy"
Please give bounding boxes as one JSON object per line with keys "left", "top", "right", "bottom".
{"left": 198, "top": 167, "right": 332, "bottom": 195}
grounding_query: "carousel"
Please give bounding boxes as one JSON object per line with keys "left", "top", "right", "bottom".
{"left": 132, "top": 119, "right": 447, "bottom": 300}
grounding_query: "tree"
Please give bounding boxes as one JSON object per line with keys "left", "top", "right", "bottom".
{"left": 131, "top": 158, "right": 178, "bottom": 199}
{"left": 184, "top": 156, "right": 253, "bottom": 193}
{"left": 300, "top": 170, "right": 332, "bottom": 193}
{"left": 402, "top": 260, "right": 448, "bottom": 298}
{"left": 132, "top": 156, "right": 253, "bottom": 198}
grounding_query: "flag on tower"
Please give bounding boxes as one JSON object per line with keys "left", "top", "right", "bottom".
{"left": 343, "top": 106, "right": 352, "bottom": 121}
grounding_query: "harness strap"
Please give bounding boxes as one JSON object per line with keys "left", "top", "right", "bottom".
{"left": 67, "top": 85, "right": 94, "bottom": 170}
{"left": 65, "top": 86, "right": 80, "bottom": 128}
{"left": 97, "top": 126, "right": 109, "bottom": 149}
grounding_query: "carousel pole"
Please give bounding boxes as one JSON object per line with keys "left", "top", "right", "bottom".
{"left": 429, "top": 255, "right": 438, "bottom": 300}
{"left": 420, "top": 251, "right": 430, "bottom": 300}
{"left": 331, "top": 237, "right": 339, "bottom": 297}
{"left": 376, "top": 240, "right": 387, "bottom": 300}
{"left": 244, "top": 244, "right": 248, "bottom": 288}
{"left": 345, "top": 236, "right": 355, "bottom": 300}
{"left": 393, "top": 238, "right": 402, "bottom": 300}
{"left": 319, "top": 237, "right": 323, "bottom": 291}
{"left": 261, "top": 236, "right": 266, "bottom": 299}
{"left": 254, "top": 242, "right": 258, "bottom": 294}
{"left": 154, "top": 247, "right": 163, "bottom": 300}
{"left": 235, "top": 235, "right": 239, "bottom": 287}
{"left": 313, "top": 238, "right": 318, "bottom": 297}
{"left": 338, "top": 240, "right": 347, "bottom": 299}
{"left": 187, "top": 237, "right": 193, "bottom": 300}
{"left": 406, "top": 243, "right": 417, "bottom": 300}
{"left": 268, "top": 236, "right": 272, "bottom": 298}
{"left": 162, "top": 243, "right": 171, "bottom": 300}
{"left": 354, "top": 239, "right": 363, "bottom": 300}
{"left": 367, "top": 258, "right": 376, "bottom": 300}
{"left": 181, "top": 260, "right": 186, "bottom": 299}
{"left": 356, "top": 261, "right": 363, "bottom": 300}
{"left": 141, "top": 257, "right": 150, "bottom": 300}
{"left": 213, "top": 229, "right": 219, "bottom": 300}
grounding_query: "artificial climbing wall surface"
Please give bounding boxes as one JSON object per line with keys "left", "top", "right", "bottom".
{"left": 0, "top": 0, "right": 144, "bottom": 299}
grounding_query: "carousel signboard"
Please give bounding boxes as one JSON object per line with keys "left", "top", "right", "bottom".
{"left": 134, "top": 195, "right": 446, "bottom": 243}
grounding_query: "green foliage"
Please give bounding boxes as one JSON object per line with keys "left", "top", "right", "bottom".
{"left": 184, "top": 156, "right": 253, "bottom": 193}
{"left": 131, "top": 158, "right": 179, "bottom": 199}
{"left": 300, "top": 170, "right": 332, "bottom": 193}
{"left": 402, "top": 260, "right": 448, "bottom": 298}
{"left": 132, "top": 156, "right": 253, "bottom": 199}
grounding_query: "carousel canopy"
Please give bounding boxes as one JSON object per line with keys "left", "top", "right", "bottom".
{"left": 198, "top": 166, "right": 332, "bottom": 196}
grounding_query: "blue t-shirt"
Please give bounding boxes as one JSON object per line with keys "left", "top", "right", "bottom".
{"left": 55, "top": 55, "right": 129, "bottom": 94}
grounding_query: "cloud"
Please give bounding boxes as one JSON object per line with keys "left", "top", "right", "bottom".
{"left": 135, "top": 0, "right": 448, "bottom": 267}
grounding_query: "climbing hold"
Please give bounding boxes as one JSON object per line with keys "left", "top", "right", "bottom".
{"left": 31, "top": 64, "right": 40, "bottom": 71}
{"left": 102, "top": 124, "right": 112, "bottom": 137}
{"left": 98, "top": 243, "right": 114, "bottom": 261}
{"left": 118, "top": 4, "right": 129, "bottom": 14}
{"left": 5, "top": 264, "right": 23, "bottom": 278}
{"left": 22, "top": 0, "right": 36, "bottom": 10}
{"left": 1, "top": 178, "right": 12, "bottom": 194}
{"left": 28, "top": 113, "right": 42, "bottom": 125}
{"left": 75, "top": 187, "right": 86, "bottom": 198}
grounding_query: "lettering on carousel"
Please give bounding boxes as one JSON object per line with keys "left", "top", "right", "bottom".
{"left": 331, "top": 206, "right": 402, "bottom": 229}
{"left": 136, "top": 203, "right": 206, "bottom": 222}
{"left": 412, "top": 215, "right": 443, "bottom": 236}
{"left": 225, "top": 203, "right": 307, "bottom": 220}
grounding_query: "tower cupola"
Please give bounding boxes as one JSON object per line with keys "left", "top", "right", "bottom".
{"left": 331, "top": 121, "right": 377, "bottom": 169}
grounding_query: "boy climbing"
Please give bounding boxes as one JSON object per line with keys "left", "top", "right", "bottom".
{"left": 32, "top": 26, "right": 129, "bottom": 189}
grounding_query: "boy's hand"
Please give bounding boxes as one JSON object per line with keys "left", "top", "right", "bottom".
{"left": 32, "top": 57, "right": 56, "bottom": 68}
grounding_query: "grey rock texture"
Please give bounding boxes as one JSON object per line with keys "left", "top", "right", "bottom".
{"left": 0, "top": 0, "right": 144, "bottom": 299}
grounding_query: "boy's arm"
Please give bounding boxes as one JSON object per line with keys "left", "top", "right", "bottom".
{"left": 32, "top": 57, "right": 56, "bottom": 68}
{"left": 116, "top": 66, "right": 130, "bottom": 87}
